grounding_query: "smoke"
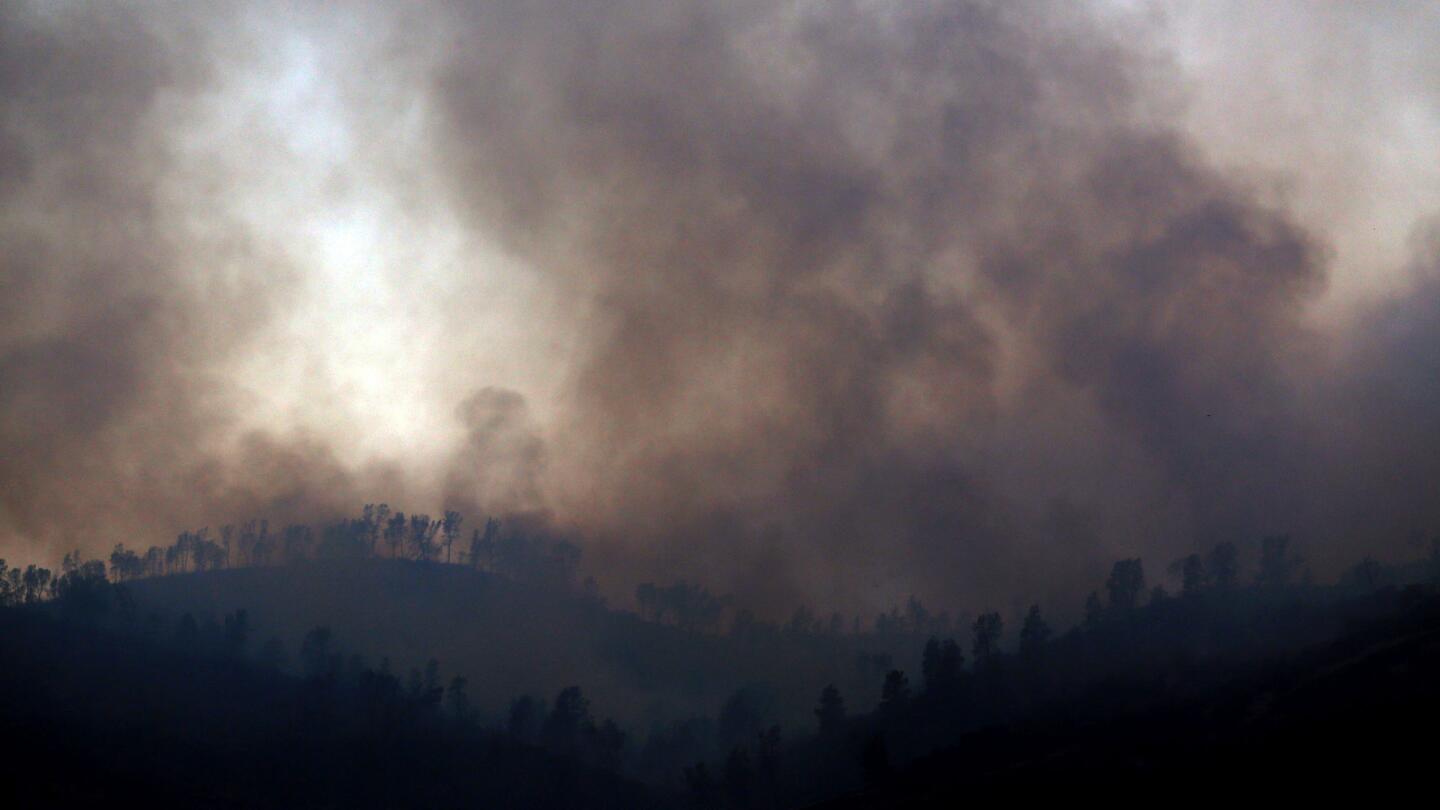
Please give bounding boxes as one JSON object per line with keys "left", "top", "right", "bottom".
{"left": 414, "top": 0, "right": 1350, "bottom": 611}
{"left": 0, "top": 3, "right": 383, "bottom": 558}
{"left": 3, "top": 1, "right": 1440, "bottom": 616}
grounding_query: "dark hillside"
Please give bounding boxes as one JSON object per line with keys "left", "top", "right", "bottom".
{"left": 0, "top": 606, "right": 659, "bottom": 809}
{"left": 812, "top": 588, "right": 1440, "bottom": 806}
{"left": 124, "top": 560, "right": 902, "bottom": 730}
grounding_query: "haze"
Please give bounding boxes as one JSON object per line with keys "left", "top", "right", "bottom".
{"left": 4, "top": 0, "right": 1440, "bottom": 619}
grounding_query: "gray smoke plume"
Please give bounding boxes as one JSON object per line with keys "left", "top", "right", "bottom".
{"left": 4, "top": 1, "right": 1440, "bottom": 617}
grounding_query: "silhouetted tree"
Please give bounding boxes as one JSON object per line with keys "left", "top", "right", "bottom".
{"left": 109, "top": 543, "right": 142, "bottom": 582}
{"left": 384, "top": 512, "right": 407, "bottom": 559}
{"left": 879, "top": 670, "right": 910, "bottom": 715}
{"left": 1207, "top": 541, "right": 1240, "bottom": 589}
{"left": 636, "top": 582, "right": 660, "bottom": 621}
{"left": 366, "top": 503, "right": 389, "bottom": 556}
{"left": 755, "top": 726, "right": 781, "bottom": 798}
{"left": 257, "top": 636, "right": 288, "bottom": 671}
{"left": 1084, "top": 591, "right": 1105, "bottom": 630}
{"left": 684, "top": 761, "right": 716, "bottom": 809}
{"left": 856, "top": 652, "right": 894, "bottom": 686}
{"left": 547, "top": 540, "right": 582, "bottom": 588}
{"left": 922, "top": 636, "right": 964, "bottom": 694}
{"left": 861, "top": 733, "right": 890, "bottom": 785}
{"left": 300, "top": 626, "right": 336, "bottom": 680}
{"left": 174, "top": 613, "right": 200, "bottom": 650}
{"left": 815, "top": 684, "right": 846, "bottom": 737}
{"left": 222, "top": 609, "right": 250, "bottom": 656}
{"left": 921, "top": 637, "right": 942, "bottom": 689}
{"left": 469, "top": 517, "right": 499, "bottom": 570}
{"left": 441, "top": 510, "right": 463, "bottom": 564}
{"left": 972, "top": 612, "right": 1003, "bottom": 659}
{"left": 586, "top": 718, "right": 627, "bottom": 771}
{"left": 1172, "top": 553, "right": 1206, "bottom": 596}
{"left": 408, "top": 514, "right": 440, "bottom": 562}
{"left": 719, "top": 685, "right": 775, "bottom": 751}
{"left": 787, "top": 604, "right": 820, "bottom": 635}
{"left": 1342, "top": 557, "right": 1385, "bottom": 591}
{"left": 723, "top": 746, "right": 753, "bottom": 807}
{"left": 543, "top": 685, "right": 592, "bottom": 752}
{"left": 1258, "top": 534, "right": 1302, "bottom": 588}
{"left": 445, "top": 675, "right": 474, "bottom": 725}
{"left": 1106, "top": 558, "right": 1146, "bottom": 611}
{"left": 508, "top": 695, "right": 542, "bottom": 743}
{"left": 1019, "top": 604, "right": 1051, "bottom": 657}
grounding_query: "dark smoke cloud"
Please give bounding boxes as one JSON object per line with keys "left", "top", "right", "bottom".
{"left": 4, "top": 1, "right": 1440, "bottom": 618}
{"left": 0, "top": 3, "right": 381, "bottom": 563}
{"left": 416, "top": 0, "right": 1439, "bottom": 613}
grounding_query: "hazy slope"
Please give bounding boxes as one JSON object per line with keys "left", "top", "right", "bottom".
{"left": 814, "top": 590, "right": 1440, "bottom": 806}
{"left": 124, "top": 561, "right": 903, "bottom": 730}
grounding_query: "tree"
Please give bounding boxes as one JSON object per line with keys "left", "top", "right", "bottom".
{"left": 972, "top": 611, "right": 1003, "bottom": 659}
{"left": 1258, "top": 534, "right": 1302, "bottom": 588}
{"left": 408, "top": 514, "right": 439, "bottom": 562}
{"left": 421, "top": 658, "right": 443, "bottom": 709}
{"left": 719, "top": 685, "right": 774, "bottom": 750}
{"left": 547, "top": 540, "right": 581, "bottom": 587}
{"left": 1019, "top": 604, "right": 1051, "bottom": 657}
{"left": 175, "top": 613, "right": 200, "bottom": 649}
{"left": 684, "top": 761, "right": 715, "bottom": 808}
{"left": 1106, "top": 558, "right": 1145, "bottom": 611}
{"left": 446, "top": 676, "right": 474, "bottom": 725}
{"left": 861, "top": 733, "right": 890, "bottom": 785}
{"left": 384, "top": 512, "right": 407, "bottom": 559}
{"left": 441, "top": 510, "right": 463, "bottom": 564}
{"left": 815, "top": 684, "right": 846, "bottom": 737}
{"left": 1084, "top": 591, "right": 1105, "bottom": 630}
{"left": 723, "top": 746, "right": 753, "bottom": 807}
{"left": 542, "top": 686, "right": 592, "bottom": 752}
{"left": 588, "top": 718, "right": 627, "bottom": 772}
{"left": 1207, "top": 541, "right": 1239, "bottom": 589}
{"left": 223, "top": 609, "right": 250, "bottom": 655}
{"left": 921, "top": 638, "right": 942, "bottom": 689}
{"left": 22, "top": 565, "right": 52, "bottom": 604}
{"left": 879, "top": 670, "right": 910, "bottom": 715}
{"left": 636, "top": 582, "right": 660, "bottom": 621}
{"left": 109, "top": 544, "right": 142, "bottom": 582}
{"left": 366, "top": 503, "right": 389, "bottom": 556}
{"left": 257, "top": 637, "right": 288, "bottom": 671}
{"left": 470, "top": 518, "right": 499, "bottom": 570}
{"left": 755, "top": 725, "right": 782, "bottom": 796}
{"left": 508, "top": 695, "right": 542, "bottom": 743}
{"left": 300, "top": 626, "right": 335, "bottom": 680}
{"left": 1172, "top": 553, "right": 1206, "bottom": 596}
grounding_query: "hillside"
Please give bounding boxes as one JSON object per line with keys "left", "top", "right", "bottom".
{"left": 6, "top": 558, "right": 1439, "bottom": 806}
{"left": 0, "top": 605, "right": 659, "bottom": 809}
{"left": 123, "top": 560, "right": 903, "bottom": 731}
{"left": 813, "top": 589, "right": 1440, "bottom": 805}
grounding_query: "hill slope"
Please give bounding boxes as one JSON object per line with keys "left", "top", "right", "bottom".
{"left": 124, "top": 560, "right": 893, "bottom": 730}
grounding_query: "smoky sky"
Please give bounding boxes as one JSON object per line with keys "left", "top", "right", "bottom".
{"left": 3, "top": 0, "right": 1440, "bottom": 618}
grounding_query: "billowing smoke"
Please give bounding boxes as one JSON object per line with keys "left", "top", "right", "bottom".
{"left": 0, "top": 3, "right": 383, "bottom": 557}
{"left": 3, "top": 0, "right": 1439, "bottom": 617}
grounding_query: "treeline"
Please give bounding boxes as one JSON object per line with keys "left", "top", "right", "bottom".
{"left": 1, "top": 505, "right": 587, "bottom": 608}
{"left": 7, "top": 518, "right": 1440, "bottom": 807}
{"left": 0, "top": 597, "right": 657, "bottom": 807}
{"left": 654, "top": 538, "right": 1440, "bottom": 808}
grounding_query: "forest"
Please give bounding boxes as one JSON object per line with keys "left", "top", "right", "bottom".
{"left": 4, "top": 505, "right": 1439, "bottom": 806}
{"left": 8, "top": 0, "right": 1440, "bottom": 806}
